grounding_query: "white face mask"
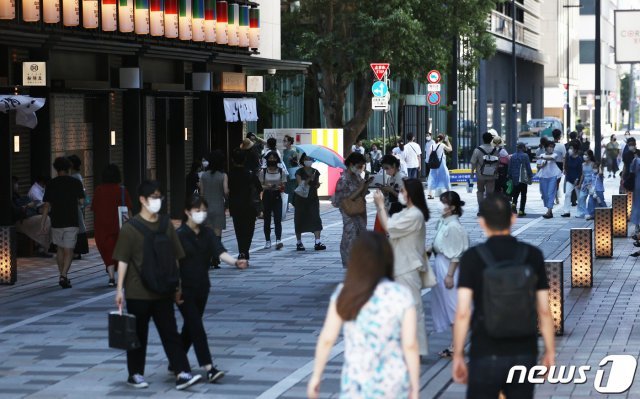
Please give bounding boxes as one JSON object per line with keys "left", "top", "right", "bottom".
{"left": 304, "top": 160, "right": 313, "bottom": 167}
{"left": 426, "top": 136, "right": 432, "bottom": 141}
{"left": 441, "top": 203, "right": 450, "bottom": 214}
{"left": 145, "top": 198, "right": 162, "bottom": 214}
{"left": 202, "top": 161, "right": 209, "bottom": 169}
{"left": 630, "top": 146, "right": 637, "bottom": 151}
{"left": 350, "top": 166, "right": 361, "bottom": 175}
{"left": 568, "top": 149, "right": 574, "bottom": 156}
{"left": 191, "top": 211, "right": 207, "bottom": 225}
{"left": 583, "top": 155, "right": 590, "bottom": 161}
{"left": 398, "top": 192, "right": 407, "bottom": 205}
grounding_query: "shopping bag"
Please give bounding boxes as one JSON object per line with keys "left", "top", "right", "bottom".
{"left": 281, "top": 193, "right": 289, "bottom": 222}
{"left": 108, "top": 309, "right": 140, "bottom": 351}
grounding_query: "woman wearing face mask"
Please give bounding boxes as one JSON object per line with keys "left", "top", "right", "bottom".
{"left": 282, "top": 135, "right": 298, "bottom": 213}
{"left": 260, "top": 151, "right": 288, "bottom": 250}
{"left": 199, "top": 151, "right": 228, "bottom": 238}
{"left": 605, "top": 135, "right": 620, "bottom": 178}
{"left": 175, "top": 196, "right": 247, "bottom": 383}
{"left": 373, "top": 178, "right": 431, "bottom": 357}
{"left": 560, "top": 143, "right": 584, "bottom": 218}
{"left": 294, "top": 154, "right": 325, "bottom": 251}
{"left": 575, "top": 150, "right": 596, "bottom": 218}
{"left": 536, "top": 142, "right": 562, "bottom": 219}
{"left": 428, "top": 191, "right": 469, "bottom": 358}
{"left": 332, "top": 152, "right": 371, "bottom": 268}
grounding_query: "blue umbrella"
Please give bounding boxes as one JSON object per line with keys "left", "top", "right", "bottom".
{"left": 295, "top": 144, "right": 346, "bottom": 169}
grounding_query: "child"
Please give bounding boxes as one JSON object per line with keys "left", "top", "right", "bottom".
{"left": 586, "top": 161, "right": 607, "bottom": 220}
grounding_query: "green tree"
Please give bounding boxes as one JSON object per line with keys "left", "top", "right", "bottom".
{"left": 282, "top": 0, "right": 496, "bottom": 153}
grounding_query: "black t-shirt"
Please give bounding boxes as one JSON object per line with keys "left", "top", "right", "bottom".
{"left": 622, "top": 148, "right": 635, "bottom": 178}
{"left": 176, "top": 224, "right": 226, "bottom": 292}
{"left": 228, "top": 166, "right": 262, "bottom": 217}
{"left": 42, "top": 175, "right": 85, "bottom": 228}
{"left": 458, "top": 236, "right": 549, "bottom": 357}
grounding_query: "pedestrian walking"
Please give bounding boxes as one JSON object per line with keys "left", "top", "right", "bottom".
{"left": 605, "top": 134, "right": 620, "bottom": 177}
{"left": 575, "top": 150, "right": 596, "bottom": 219}
{"left": 492, "top": 136, "right": 510, "bottom": 193}
{"left": 261, "top": 137, "right": 283, "bottom": 169}
{"left": 585, "top": 161, "right": 607, "bottom": 220}
{"left": 307, "top": 232, "right": 420, "bottom": 399}
{"left": 392, "top": 139, "right": 409, "bottom": 176}
{"left": 404, "top": 133, "right": 422, "bottom": 179}
{"left": 332, "top": 152, "right": 371, "bottom": 268}
{"left": 552, "top": 129, "right": 566, "bottom": 205}
{"left": 199, "top": 151, "right": 228, "bottom": 241}
{"left": 68, "top": 154, "right": 89, "bottom": 259}
{"left": 452, "top": 193, "right": 555, "bottom": 399}
{"left": 621, "top": 137, "right": 637, "bottom": 194}
{"left": 536, "top": 141, "right": 562, "bottom": 219}
{"left": 627, "top": 151, "right": 640, "bottom": 257}
{"left": 372, "top": 155, "right": 406, "bottom": 232}
{"left": 369, "top": 144, "right": 382, "bottom": 173}
{"left": 426, "top": 134, "right": 452, "bottom": 198}
{"left": 424, "top": 132, "right": 435, "bottom": 187}
{"left": 240, "top": 137, "right": 261, "bottom": 174}
{"left": 260, "top": 151, "right": 287, "bottom": 250}
{"left": 428, "top": 191, "right": 469, "bottom": 358}
{"left": 560, "top": 142, "right": 583, "bottom": 217}
{"left": 294, "top": 153, "right": 326, "bottom": 251}
{"left": 228, "top": 149, "right": 262, "bottom": 260}
{"left": 113, "top": 180, "right": 202, "bottom": 391}
{"left": 565, "top": 132, "right": 580, "bottom": 206}
{"left": 282, "top": 135, "right": 299, "bottom": 212}
{"left": 174, "top": 196, "right": 247, "bottom": 383}
{"left": 185, "top": 160, "right": 202, "bottom": 200}
{"left": 92, "top": 164, "right": 133, "bottom": 287}
{"left": 470, "top": 132, "right": 499, "bottom": 208}
{"left": 508, "top": 143, "right": 533, "bottom": 216}
{"left": 40, "top": 157, "right": 85, "bottom": 289}
{"left": 373, "top": 178, "right": 430, "bottom": 356}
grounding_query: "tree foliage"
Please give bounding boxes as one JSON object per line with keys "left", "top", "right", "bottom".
{"left": 282, "top": 0, "right": 497, "bottom": 151}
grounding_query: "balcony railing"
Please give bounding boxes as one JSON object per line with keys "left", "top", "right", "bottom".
{"left": 488, "top": 11, "right": 540, "bottom": 50}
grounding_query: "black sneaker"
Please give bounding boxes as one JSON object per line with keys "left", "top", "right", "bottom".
{"left": 207, "top": 367, "right": 225, "bottom": 383}
{"left": 127, "top": 374, "right": 149, "bottom": 389}
{"left": 238, "top": 253, "right": 247, "bottom": 260}
{"left": 314, "top": 243, "right": 326, "bottom": 251}
{"left": 175, "top": 372, "right": 202, "bottom": 390}
{"left": 108, "top": 279, "right": 116, "bottom": 288}
{"left": 561, "top": 213, "right": 570, "bottom": 218}
{"left": 296, "top": 243, "right": 305, "bottom": 251}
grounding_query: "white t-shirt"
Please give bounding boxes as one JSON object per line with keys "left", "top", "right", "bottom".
{"left": 424, "top": 140, "right": 434, "bottom": 162}
{"left": 404, "top": 142, "right": 422, "bottom": 168}
{"left": 392, "top": 147, "right": 408, "bottom": 175}
{"left": 553, "top": 141, "right": 566, "bottom": 162}
{"left": 351, "top": 145, "right": 365, "bottom": 155}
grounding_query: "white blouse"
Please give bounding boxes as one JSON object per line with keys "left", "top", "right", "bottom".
{"left": 432, "top": 215, "right": 469, "bottom": 263}
{"left": 386, "top": 206, "right": 427, "bottom": 276}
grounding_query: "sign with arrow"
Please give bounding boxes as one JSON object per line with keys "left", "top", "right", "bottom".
{"left": 370, "top": 63, "right": 390, "bottom": 81}
{"left": 371, "top": 81, "right": 388, "bottom": 97}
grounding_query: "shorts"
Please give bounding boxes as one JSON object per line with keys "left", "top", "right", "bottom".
{"left": 52, "top": 227, "right": 79, "bottom": 249}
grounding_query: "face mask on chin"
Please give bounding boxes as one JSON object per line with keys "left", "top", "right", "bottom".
{"left": 144, "top": 198, "right": 162, "bottom": 214}
{"left": 191, "top": 211, "right": 207, "bottom": 225}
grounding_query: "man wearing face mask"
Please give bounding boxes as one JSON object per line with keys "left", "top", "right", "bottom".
{"left": 113, "top": 180, "right": 202, "bottom": 391}
{"left": 621, "top": 137, "right": 637, "bottom": 193}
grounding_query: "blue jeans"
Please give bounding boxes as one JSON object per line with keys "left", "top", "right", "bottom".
{"left": 577, "top": 189, "right": 589, "bottom": 217}
{"left": 587, "top": 191, "right": 607, "bottom": 217}
{"left": 467, "top": 354, "right": 537, "bottom": 399}
{"left": 539, "top": 177, "right": 557, "bottom": 209}
{"left": 407, "top": 168, "right": 419, "bottom": 179}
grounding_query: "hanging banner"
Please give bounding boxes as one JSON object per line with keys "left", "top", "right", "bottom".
{"left": 149, "top": 0, "right": 163, "bottom": 36}
{"left": 134, "top": 0, "right": 149, "bottom": 34}
{"left": 82, "top": 0, "right": 98, "bottom": 28}
{"left": 164, "top": 0, "right": 178, "bottom": 38}
{"left": 101, "top": 0, "right": 116, "bottom": 31}
{"left": 178, "top": 0, "right": 192, "bottom": 40}
{"left": 192, "top": 0, "right": 204, "bottom": 41}
{"left": 62, "top": 0, "right": 79, "bottom": 26}
{"left": 43, "top": 0, "right": 60, "bottom": 23}
{"left": 227, "top": 2, "right": 238, "bottom": 46}
{"left": 249, "top": 7, "right": 259, "bottom": 49}
{"left": 118, "top": 0, "right": 134, "bottom": 32}
{"left": 0, "top": 95, "right": 46, "bottom": 129}
{"left": 0, "top": 0, "right": 15, "bottom": 20}
{"left": 215, "top": 0, "right": 227, "bottom": 44}
{"left": 238, "top": 4, "right": 249, "bottom": 47}
{"left": 203, "top": 0, "right": 215, "bottom": 42}
{"left": 22, "top": 0, "right": 40, "bottom": 22}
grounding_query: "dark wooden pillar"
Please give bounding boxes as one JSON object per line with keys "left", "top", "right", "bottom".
{"left": 92, "top": 95, "right": 110, "bottom": 185}
{"left": 123, "top": 90, "right": 144, "bottom": 213}
{"left": 0, "top": 112, "right": 12, "bottom": 226}
{"left": 155, "top": 98, "right": 169, "bottom": 213}
{"left": 193, "top": 92, "right": 211, "bottom": 161}
{"left": 168, "top": 99, "right": 185, "bottom": 219}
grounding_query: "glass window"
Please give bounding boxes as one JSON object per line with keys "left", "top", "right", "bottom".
{"left": 580, "top": 0, "right": 595, "bottom": 15}
{"left": 580, "top": 40, "right": 595, "bottom": 64}
{"left": 500, "top": 103, "right": 507, "bottom": 135}
{"left": 487, "top": 103, "right": 494, "bottom": 128}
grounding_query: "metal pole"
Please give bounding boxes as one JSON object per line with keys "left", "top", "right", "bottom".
{"left": 566, "top": 6, "right": 571, "bottom": 134}
{"left": 630, "top": 64, "right": 636, "bottom": 130}
{"left": 511, "top": 0, "right": 517, "bottom": 153}
{"left": 594, "top": 0, "right": 602, "bottom": 161}
{"left": 383, "top": 70, "right": 387, "bottom": 154}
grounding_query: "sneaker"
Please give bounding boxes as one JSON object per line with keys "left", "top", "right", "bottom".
{"left": 59, "top": 276, "right": 72, "bottom": 289}
{"left": 108, "top": 279, "right": 116, "bottom": 288}
{"left": 296, "top": 243, "right": 305, "bottom": 251}
{"left": 264, "top": 241, "right": 271, "bottom": 249}
{"left": 518, "top": 210, "right": 526, "bottom": 217}
{"left": 275, "top": 241, "right": 283, "bottom": 250}
{"left": 314, "top": 243, "right": 326, "bottom": 251}
{"left": 585, "top": 215, "right": 594, "bottom": 221}
{"left": 511, "top": 204, "right": 517, "bottom": 213}
{"left": 238, "top": 253, "right": 247, "bottom": 260}
{"left": 176, "top": 372, "right": 202, "bottom": 390}
{"left": 127, "top": 374, "right": 149, "bottom": 389}
{"left": 561, "top": 213, "right": 570, "bottom": 218}
{"left": 207, "top": 367, "right": 225, "bottom": 383}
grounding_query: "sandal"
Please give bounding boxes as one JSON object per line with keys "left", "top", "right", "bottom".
{"left": 438, "top": 348, "right": 453, "bottom": 358}
{"left": 427, "top": 195, "right": 434, "bottom": 200}
{"left": 59, "top": 276, "right": 72, "bottom": 289}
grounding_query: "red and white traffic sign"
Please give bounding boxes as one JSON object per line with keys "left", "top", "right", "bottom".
{"left": 427, "top": 70, "right": 441, "bottom": 84}
{"left": 370, "top": 63, "right": 390, "bottom": 81}
{"left": 427, "top": 92, "right": 441, "bottom": 106}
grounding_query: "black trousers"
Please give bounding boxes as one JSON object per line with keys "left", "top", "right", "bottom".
{"left": 125, "top": 298, "right": 190, "bottom": 377}
{"left": 262, "top": 190, "right": 282, "bottom": 241}
{"left": 511, "top": 182, "right": 528, "bottom": 211}
{"left": 467, "top": 354, "right": 536, "bottom": 399}
{"left": 232, "top": 214, "right": 256, "bottom": 258}
{"left": 177, "top": 289, "right": 212, "bottom": 367}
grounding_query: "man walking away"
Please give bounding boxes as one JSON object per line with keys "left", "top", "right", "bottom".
{"left": 40, "top": 157, "right": 85, "bottom": 289}
{"left": 404, "top": 133, "right": 422, "bottom": 179}
{"left": 452, "top": 193, "right": 555, "bottom": 399}
{"left": 470, "top": 132, "right": 499, "bottom": 210}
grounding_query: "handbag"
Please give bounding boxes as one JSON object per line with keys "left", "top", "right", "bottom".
{"left": 294, "top": 182, "right": 310, "bottom": 198}
{"left": 117, "top": 185, "right": 130, "bottom": 229}
{"left": 341, "top": 196, "right": 366, "bottom": 216}
{"left": 108, "top": 309, "right": 141, "bottom": 351}
{"left": 518, "top": 162, "right": 531, "bottom": 184}
{"left": 420, "top": 252, "right": 437, "bottom": 289}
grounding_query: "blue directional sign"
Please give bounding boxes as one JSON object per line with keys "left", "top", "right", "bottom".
{"left": 371, "top": 81, "right": 388, "bottom": 97}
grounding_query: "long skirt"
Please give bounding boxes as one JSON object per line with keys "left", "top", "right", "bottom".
{"left": 395, "top": 269, "right": 429, "bottom": 355}
{"left": 430, "top": 253, "right": 458, "bottom": 333}
{"left": 428, "top": 161, "right": 451, "bottom": 192}
{"left": 339, "top": 212, "right": 366, "bottom": 268}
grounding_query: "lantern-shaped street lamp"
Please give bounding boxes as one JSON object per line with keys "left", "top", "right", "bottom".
{"left": 571, "top": 228, "right": 593, "bottom": 288}
{"left": 43, "top": 0, "right": 60, "bottom": 23}
{"left": 0, "top": 226, "right": 16, "bottom": 285}
{"left": 215, "top": 0, "right": 227, "bottom": 44}
{"left": 119, "top": 0, "right": 134, "bottom": 32}
{"left": 594, "top": 207, "right": 613, "bottom": 258}
{"left": 22, "top": 0, "right": 40, "bottom": 22}
{"left": 192, "top": 0, "right": 205, "bottom": 42}
{"left": 83, "top": 0, "right": 99, "bottom": 28}
{"left": 612, "top": 194, "right": 627, "bottom": 237}
{"left": 134, "top": 0, "right": 150, "bottom": 34}
{"left": 226, "top": 2, "right": 238, "bottom": 46}
{"left": 0, "top": 0, "right": 15, "bottom": 20}
{"left": 150, "top": 0, "right": 164, "bottom": 36}
{"left": 63, "top": 0, "right": 80, "bottom": 26}
{"left": 238, "top": 4, "right": 249, "bottom": 47}
{"left": 164, "top": 0, "right": 178, "bottom": 38}
{"left": 545, "top": 260, "right": 564, "bottom": 335}
{"left": 179, "top": 0, "right": 192, "bottom": 40}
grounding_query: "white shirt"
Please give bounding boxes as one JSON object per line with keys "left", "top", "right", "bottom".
{"left": 28, "top": 182, "right": 45, "bottom": 204}
{"left": 432, "top": 215, "right": 469, "bottom": 262}
{"left": 553, "top": 142, "right": 566, "bottom": 162}
{"left": 424, "top": 139, "right": 434, "bottom": 162}
{"left": 404, "top": 142, "right": 422, "bottom": 168}
{"left": 351, "top": 145, "right": 365, "bottom": 155}
{"left": 392, "top": 147, "right": 408, "bottom": 175}
{"left": 370, "top": 149, "right": 382, "bottom": 162}
{"left": 536, "top": 153, "right": 562, "bottom": 178}
{"left": 386, "top": 206, "right": 426, "bottom": 276}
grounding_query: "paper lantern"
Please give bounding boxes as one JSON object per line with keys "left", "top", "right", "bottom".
{"left": 192, "top": 0, "right": 204, "bottom": 41}
{"left": 594, "top": 207, "right": 613, "bottom": 258}
{"left": 164, "top": 0, "right": 178, "bottom": 38}
{"left": 179, "top": 0, "right": 192, "bottom": 40}
{"left": 612, "top": 194, "right": 627, "bottom": 237}
{"left": 118, "top": 0, "right": 134, "bottom": 32}
{"left": 134, "top": 0, "right": 149, "bottom": 34}
{"left": 43, "top": 0, "right": 60, "bottom": 23}
{"left": 82, "top": 0, "right": 98, "bottom": 28}
{"left": 628, "top": 192, "right": 632, "bottom": 220}
{"left": 238, "top": 4, "right": 249, "bottom": 47}
{"left": 226, "top": 2, "right": 238, "bottom": 46}
{"left": 63, "top": 0, "right": 79, "bottom": 26}
{"left": 101, "top": 0, "right": 116, "bottom": 31}
{"left": 215, "top": 0, "right": 227, "bottom": 44}
{"left": 203, "top": 0, "right": 215, "bottom": 42}
{"left": 0, "top": 226, "right": 17, "bottom": 285}
{"left": 22, "top": 0, "right": 40, "bottom": 22}
{"left": 249, "top": 7, "right": 259, "bottom": 49}
{"left": 571, "top": 228, "right": 593, "bottom": 288}
{"left": 545, "top": 260, "right": 564, "bottom": 336}
{"left": 0, "top": 0, "right": 15, "bottom": 20}
{"left": 149, "top": 0, "right": 163, "bottom": 36}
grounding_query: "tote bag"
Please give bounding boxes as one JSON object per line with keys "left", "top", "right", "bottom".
{"left": 117, "top": 186, "right": 130, "bottom": 228}
{"left": 108, "top": 310, "right": 140, "bottom": 350}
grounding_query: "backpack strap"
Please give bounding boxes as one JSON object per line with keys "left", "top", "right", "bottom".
{"left": 477, "top": 147, "right": 488, "bottom": 156}
{"left": 158, "top": 215, "right": 169, "bottom": 233}
{"left": 129, "top": 218, "right": 151, "bottom": 236}
{"left": 476, "top": 242, "right": 529, "bottom": 269}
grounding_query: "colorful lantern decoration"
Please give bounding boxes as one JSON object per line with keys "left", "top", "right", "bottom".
{"left": 249, "top": 7, "right": 259, "bottom": 49}
{"left": 178, "top": 0, "right": 192, "bottom": 40}
{"left": 238, "top": 5, "right": 249, "bottom": 47}
{"left": 118, "top": 0, "right": 134, "bottom": 32}
{"left": 204, "top": 0, "right": 215, "bottom": 43}
{"left": 215, "top": 0, "right": 227, "bottom": 44}
{"left": 150, "top": 0, "right": 164, "bottom": 36}
{"left": 82, "top": 0, "right": 99, "bottom": 28}
{"left": 226, "top": 2, "right": 238, "bottom": 46}
{"left": 134, "top": 0, "right": 150, "bottom": 34}
{"left": 0, "top": 0, "right": 15, "bottom": 20}
{"left": 63, "top": 0, "right": 79, "bottom": 26}
{"left": 43, "top": 0, "right": 60, "bottom": 23}
{"left": 101, "top": 0, "right": 117, "bottom": 31}
{"left": 192, "top": 0, "right": 204, "bottom": 42}
{"left": 164, "top": 0, "right": 178, "bottom": 38}
{"left": 22, "top": 0, "right": 40, "bottom": 22}
{"left": 570, "top": 228, "right": 593, "bottom": 288}
{"left": 628, "top": 192, "right": 632, "bottom": 220}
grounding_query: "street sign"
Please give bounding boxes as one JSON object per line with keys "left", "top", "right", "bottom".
{"left": 427, "top": 92, "right": 440, "bottom": 106}
{"left": 427, "top": 70, "right": 441, "bottom": 84}
{"left": 371, "top": 81, "right": 388, "bottom": 97}
{"left": 372, "top": 96, "right": 389, "bottom": 111}
{"left": 427, "top": 83, "right": 441, "bottom": 92}
{"left": 22, "top": 62, "right": 46, "bottom": 86}
{"left": 370, "top": 63, "right": 390, "bottom": 80}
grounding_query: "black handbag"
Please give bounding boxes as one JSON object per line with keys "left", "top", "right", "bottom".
{"left": 108, "top": 311, "right": 141, "bottom": 351}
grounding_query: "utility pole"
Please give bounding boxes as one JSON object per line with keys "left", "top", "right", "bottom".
{"left": 594, "top": 0, "right": 602, "bottom": 160}
{"left": 510, "top": 0, "right": 518, "bottom": 153}
{"left": 563, "top": 3, "right": 582, "bottom": 136}
{"left": 630, "top": 64, "right": 636, "bottom": 130}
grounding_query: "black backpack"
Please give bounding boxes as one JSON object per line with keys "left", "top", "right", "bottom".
{"left": 129, "top": 216, "right": 180, "bottom": 295}
{"left": 427, "top": 144, "right": 443, "bottom": 169}
{"left": 476, "top": 243, "right": 538, "bottom": 338}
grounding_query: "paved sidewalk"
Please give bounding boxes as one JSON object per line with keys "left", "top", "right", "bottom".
{"left": 1, "top": 177, "right": 639, "bottom": 398}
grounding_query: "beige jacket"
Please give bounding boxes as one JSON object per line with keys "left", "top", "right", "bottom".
{"left": 387, "top": 206, "right": 427, "bottom": 276}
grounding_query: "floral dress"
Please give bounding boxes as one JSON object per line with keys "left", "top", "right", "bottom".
{"left": 332, "top": 172, "right": 367, "bottom": 268}
{"left": 332, "top": 280, "right": 414, "bottom": 399}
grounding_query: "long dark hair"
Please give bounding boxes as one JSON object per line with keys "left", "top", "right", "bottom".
{"left": 404, "top": 178, "right": 429, "bottom": 221}
{"left": 337, "top": 232, "right": 394, "bottom": 321}
{"left": 440, "top": 191, "right": 465, "bottom": 217}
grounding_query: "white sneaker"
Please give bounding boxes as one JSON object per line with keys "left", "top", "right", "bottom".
{"left": 264, "top": 241, "right": 272, "bottom": 249}
{"left": 175, "top": 372, "right": 202, "bottom": 390}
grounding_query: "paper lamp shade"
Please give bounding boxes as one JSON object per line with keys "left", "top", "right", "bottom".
{"left": 22, "top": 0, "right": 40, "bottom": 22}
{"left": 594, "top": 207, "right": 613, "bottom": 258}
{"left": 570, "top": 228, "right": 593, "bottom": 288}
{"left": 43, "top": 0, "right": 60, "bottom": 23}
{"left": 164, "top": 0, "right": 178, "bottom": 37}
{"left": 249, "top": 7, "right": 259, "bottom": 49}
{"left": 82, "top": 0, "right": 98, "bottom": 28}
{"left": 179, "top": 0, "right": 192, "bottom": 40}
{"left": 204, "top": 0, "right": 215, "bottom": 42}
{"left": 226, "top": 2, "right": 238, "bottom": 46}
{"left": 238, "top": 5, "right": 249, "bottom": 47}
{"left": 0, "top": 227, "right": 17, "bottom": 285}
{"left": 612, "top": 194, "right": 627, "bottom": 237}
{"left": 63, "top": 0, "right": 79, "bottom": 26}
{"left": 215, "top": 0, "right": 227, "bottom": 44}
{"left": 545, "top": 260, "right": 564, "bottom": 336}
{"left": 119, "top": 0, "right": 134, "bottom": 32}
{"left": 101, "top": 0, "right": 116, "bottom": 30}
{"left": 192, "top": 0, "right": 204, "bottom": 41}
{"left": 0, "top": 0, "right": 15, "bottom": 20}
{"left": 134, "top": 0, "right": 150, "bottom": 34}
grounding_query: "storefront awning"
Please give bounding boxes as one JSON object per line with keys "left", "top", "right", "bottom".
{"left": 223, "top": 98, "right": 258, "bottom": 122}
{"left": 215, "top": 53, "right": 312, "bottom": 72}
{"left": 0, "top": 95, "right": 46, "bottom": 128}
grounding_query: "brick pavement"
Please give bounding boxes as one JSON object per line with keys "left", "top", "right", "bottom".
{"left": 0, "top": 177, "right": 639, "bottom": 398}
